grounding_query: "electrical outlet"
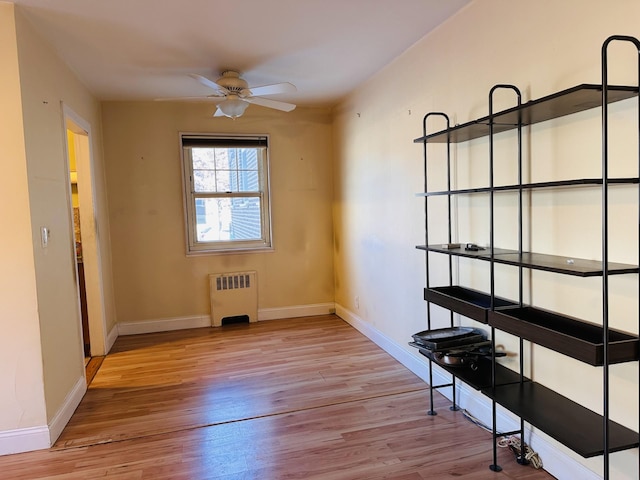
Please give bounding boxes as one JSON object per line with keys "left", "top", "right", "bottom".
{"left": 354, "top": 296, "right": 360, "bottom": 310}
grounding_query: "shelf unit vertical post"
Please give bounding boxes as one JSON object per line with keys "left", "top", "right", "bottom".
{"left": 422, "top": 112, "right": 454, "bottom": 415}
{"left": 600, "top": 34, "right": 640, "bottom": 480}
{"left": 488, "top": 84, "right": 523, "bottom": 471}
{"left": 444, "top": 113, "right": 461, "bottom": 413}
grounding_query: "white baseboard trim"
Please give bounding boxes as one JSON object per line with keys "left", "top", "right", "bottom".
{"left": 48, "top": 375, "right": 86, "bottom": 445}
{"left": 258, "top": 302, "right": 335, "bottom": 321}
{"left": 118, "top": 315, "right": 212, "bottom": 336}
{"left": 0, "top": 425, "right": 50, "bottom": 456}
{"left": 104, "top": 323, "right": 118, "bottom": 355}
{"left": 105, "top": 323, "right": 118, "bottom": 353}
{"left": 334, "top": 304, "right": 600, "bottom": 480}
{"left": 0, "top": 376, "right": 87, "bottom": 456}
{"left": 117, "top": 304, "right": 337, "bottom": 336}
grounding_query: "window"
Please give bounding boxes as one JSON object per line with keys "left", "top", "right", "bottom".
{"left": 181, "top": 134, "right": 272, "bottom": 254}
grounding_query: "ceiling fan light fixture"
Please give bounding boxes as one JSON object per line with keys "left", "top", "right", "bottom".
{"left": 217, "top": 94, "right": 249, "bottom": 118}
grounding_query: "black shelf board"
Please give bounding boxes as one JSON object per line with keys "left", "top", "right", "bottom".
{"left": 493, "top": 252, "right": 639, "bottom": 277}
{"left": 414, "top": 346, "right": 526, "bottom": 390}
{"left": 416, "top": 246, "right": 639, "bottom": 276}
{"left": 418, "top": 177, "right": 639, "bottom": 197}
{"left": 424, "top": 286, "right": 517, "bottom": 324}
{"left": 414, "top": 84, "right": 639, "bottom": 144}
{"left": 416, "top": 245, "right": 514, "bottom": 260}
{"left": 482, "top": 382, "right": 640, "bottom": 457}
{"left": 489, "top": 306, "right": 639, "bottom": 365}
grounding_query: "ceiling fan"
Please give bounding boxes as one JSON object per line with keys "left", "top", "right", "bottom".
{"left": 173, "top": 70, "right": 297, "bottom": 118}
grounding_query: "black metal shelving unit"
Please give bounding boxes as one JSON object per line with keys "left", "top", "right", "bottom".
{"left": 414, "top": 36, "right": 640, "bottom": 479}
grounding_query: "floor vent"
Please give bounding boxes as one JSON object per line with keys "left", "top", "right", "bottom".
{"left": 221, "top": 315, "right": 250, "bottom": 326}
{"left": 209, "top": 271, "right": 257, "bottom": 327}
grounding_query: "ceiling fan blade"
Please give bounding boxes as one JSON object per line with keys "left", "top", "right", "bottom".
{"left": 188, "top": 74, "right": 229, "bottom": 95}
{"left": 154, "top": 95, "right": 224, "bottom": 102}
{"left": 244, "top": 96, "right": 296, "bottom": 112}
{"left": 246, "top": 82, "right": 297, "bottom": 97}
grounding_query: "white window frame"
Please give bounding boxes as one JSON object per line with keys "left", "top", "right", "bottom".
{"left": 180, "top": 133, "right": 273, "bottom": 254}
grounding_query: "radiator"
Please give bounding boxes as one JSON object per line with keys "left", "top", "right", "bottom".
{"left": 209, "top": 271, "right": 258, "bottom": 327}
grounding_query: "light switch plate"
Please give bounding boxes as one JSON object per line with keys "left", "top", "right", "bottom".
{"left": 41, "top": 227, "right": 50, "bottom": 248}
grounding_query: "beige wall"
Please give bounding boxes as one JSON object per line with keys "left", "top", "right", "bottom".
{"left": 333, "top": 0, "right": 640, "bottom": 478}
{"left": 0, "top": 2, "right": 47, "bottom": 433}
{"left": 0, "top": 2, "right": 115, "bottom": 439}
{"left": 102, "top": 102, "right": 334, "bottom": 324}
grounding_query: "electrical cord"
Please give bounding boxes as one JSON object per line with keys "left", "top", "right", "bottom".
{"left": 497, "top": 435, "right": 543, "bottom": 469}
{"left": 462, "top": 409, "right": 543, "bottom": 469}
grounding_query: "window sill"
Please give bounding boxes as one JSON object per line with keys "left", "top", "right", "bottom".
{"left": 186, "top": 246, "right": 275, "bottom": 256}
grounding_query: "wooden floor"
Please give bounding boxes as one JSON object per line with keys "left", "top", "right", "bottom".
{"left": 0, "top": 315, "right": 555, "bottom": 479}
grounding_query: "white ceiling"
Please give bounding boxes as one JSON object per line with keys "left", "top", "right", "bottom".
{"left": 12, "top": 0, "right": 470, "bottom": 107}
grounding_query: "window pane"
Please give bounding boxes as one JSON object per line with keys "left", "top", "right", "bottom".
{"left": 192, "top": 148, "right": 216, "bottom": 169}
{"left": 193, "top": 170, "right": 216, "bottom": 193}
{"left": 215, "top": 170, "right": 234, "bottom": 192}
{"left": 215, "top": 149, "right": 236, "bottom": 170}
{"left": 235, "top": 148, "right": 258, "bottom": 170}
{"left": 237, "top": 169, "right": 259, "bottom": 191}
{"left": 195, "top": 196, "right": 262, "bottom": 242}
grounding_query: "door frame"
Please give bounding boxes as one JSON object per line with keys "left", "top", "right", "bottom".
{"left": 62, "top": 103, "right": 108, "bottom": 357}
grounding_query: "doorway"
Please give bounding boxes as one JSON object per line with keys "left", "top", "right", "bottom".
{"left": 63, "top": 105, "right": 108, "bottom": 382}
{"left": 68, "top": 129, "right": 90, "bottom": 358}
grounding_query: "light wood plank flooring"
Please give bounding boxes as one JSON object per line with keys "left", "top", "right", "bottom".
{"left": 0, "top": 315, "right": 555, "bottom": 479}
